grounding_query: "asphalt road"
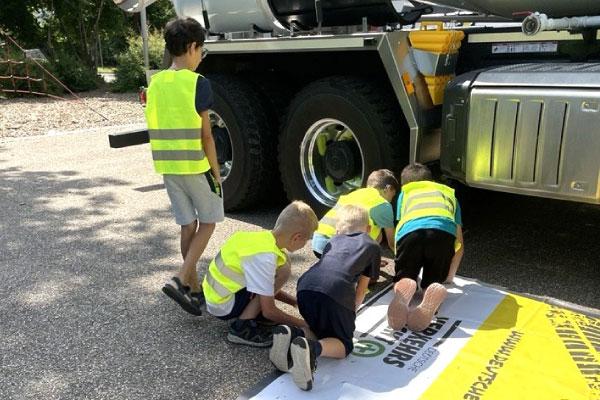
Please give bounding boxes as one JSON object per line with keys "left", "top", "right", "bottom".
{"left": 0, "top": 130, "right": 598, "bottom": 400}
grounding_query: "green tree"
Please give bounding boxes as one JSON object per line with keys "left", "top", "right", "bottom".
{"left": 147, "top": 0, "right": 176, "bottom": 30}
{"left": 0, "top": 0, "right": 176, "bottom": 92}
{"left": 0, "top": 0, "right": 43, "bottom": 47}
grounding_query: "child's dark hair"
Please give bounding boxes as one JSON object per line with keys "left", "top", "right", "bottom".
{"left": 164, "top": 18, "right": 206, "bottom": 57}
{"left": 400, "top": 163, "right": 432, "bottom": 185}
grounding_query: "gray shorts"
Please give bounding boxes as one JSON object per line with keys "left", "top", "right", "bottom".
{"left": 163, "top": 172, "right": 225, "bottom": 226}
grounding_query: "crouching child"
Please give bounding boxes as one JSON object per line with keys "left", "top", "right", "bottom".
{"left": 269, "top": 205, "right": 381, "bottom": 391}
{"left": 387, "top": 163, "right": 464, "bottom": 333}
{"left": 202, "top": 201, "right": 318, "bottom": 347}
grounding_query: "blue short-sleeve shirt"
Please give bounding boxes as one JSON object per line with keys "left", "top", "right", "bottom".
{"left": 195, "top": 76, "right": 213, "bottom": 113}
{"left": 395, "top": 191, "right": 462, "bottom": 243}
{"left": 312, "top": 201, "right": 394, "bottom": 254}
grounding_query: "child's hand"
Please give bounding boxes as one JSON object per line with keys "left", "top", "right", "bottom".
{"left": 209, "top": 171, "right": 222, "bottom": 197}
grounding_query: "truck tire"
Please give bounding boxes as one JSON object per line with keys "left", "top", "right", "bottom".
{"left": 245, "top": 75, "right": 299, "bottom": 205}
{"left": 279, "top": 76, "right": 407, "bottom": 215}
{"left": 208, "top": 74, "right": 277, "bottom": 211}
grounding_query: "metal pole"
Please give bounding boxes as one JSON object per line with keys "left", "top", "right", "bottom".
{"left": 200, "top": 0, "right": 210, "bottom": 30}
{"left": 140, "top": 0, "right": 150, "bottom": 70}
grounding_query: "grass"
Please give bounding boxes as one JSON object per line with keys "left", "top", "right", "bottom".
{"left": 97, "top": 66, "right": 116, "bottom": 74}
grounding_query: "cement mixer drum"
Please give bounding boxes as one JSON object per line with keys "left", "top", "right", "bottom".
{"left": 183, "top": 0, "right": 406, "bottom": 33}
{"left": 428, "top": 0, "right": 600, "bottom": 19}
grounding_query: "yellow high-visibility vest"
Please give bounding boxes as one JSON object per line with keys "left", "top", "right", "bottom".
{"left": 202, "top": 231, "right": 287, "bottom": 305}
{"left": 316, "top": 187, "right": 388, "bottom": 241}
{"left": 395, "top": 181, "right": 457, "bottom": 237}
{"left": 145, "top": 69, "right": 210, "bottom": 174}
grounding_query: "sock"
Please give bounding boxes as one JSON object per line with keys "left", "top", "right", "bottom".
{"left": 311, "top": 339, "right": 323, "bottom": 357}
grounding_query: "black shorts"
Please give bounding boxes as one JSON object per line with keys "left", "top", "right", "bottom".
{"left": 297, "top": 290, "right": 355, "bottom": 356}
{"left": 216, "top": 288, "right": 254, "bottom": 320}
{"left": 394, "top": 229, "right": 455, "bottom": 289}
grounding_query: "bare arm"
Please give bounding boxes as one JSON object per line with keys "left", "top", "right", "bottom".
{"left": 384, "top": 227, "right": 396, "bottom": 252}
{"left": 200, "top": 110, "right": 221, "bottom": 182}
{"left": 260, "top": 295, "right": 307, "bottom": 328}
{"left": 275, "top": 290, "right": 297, "bottom": 307}
{"left": 445, "top": 225, "right": 464, "bottom": 283}
{"left": 355, "top": 275, "right": 371, "bottom": 310}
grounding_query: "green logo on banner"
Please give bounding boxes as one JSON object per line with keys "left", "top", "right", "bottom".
{"left": 352, "top": 340, "right": 385, "bottom": 357}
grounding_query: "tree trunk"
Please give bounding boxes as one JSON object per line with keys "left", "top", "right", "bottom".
{"left": 90, "top": 0, "right": 106, "bottom": 68}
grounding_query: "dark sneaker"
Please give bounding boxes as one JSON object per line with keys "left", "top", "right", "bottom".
{"left": 290, "top": 336, "right": 317, "bottom": 391}
{"left": 161, "top": 277, "right": 202, "bottom": 316}
{"left": 269, "top": 325, "right": 305, "bottom": 372}
{"left": 255, "top": 312, "right": 277, "bottom": 327}
{"left": 227, "top": 319, "right": 273, "bottom": 348}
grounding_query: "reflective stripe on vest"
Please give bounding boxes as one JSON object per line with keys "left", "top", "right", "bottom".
{"left": 204, "top": 252, "right": 246, "bottom": 300}
{"left": 202, "top": 231, "right": 287, "bottom": 305}
{"left": 144, "top": 69, "right": 210, "bottom": 175}
{"left": 395, "top": 181, "right": 456, "bottom": 238}
{"left": 316, "top": 187, "right": 388, "bottom": 241}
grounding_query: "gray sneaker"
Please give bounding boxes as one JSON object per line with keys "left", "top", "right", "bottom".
{"left": 269, "top": 325, "right": 303, "bottom": 372}
{"left": 227, "top": 319, "right": 273, "bottom": 348}
{"left": 290, "top": 336, "right": 317, "bottom": 391}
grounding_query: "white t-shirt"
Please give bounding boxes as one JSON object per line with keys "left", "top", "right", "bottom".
{"left": 206, "top": 252, "right": 278, "bottom": 317}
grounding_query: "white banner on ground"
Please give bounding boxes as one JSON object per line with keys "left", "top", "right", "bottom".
{"left": 249, "top": 277, "right": 599, "bottom": 400}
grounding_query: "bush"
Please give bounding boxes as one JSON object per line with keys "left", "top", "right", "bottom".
{"left": 49, "top": 50, "right": 100, "bottom": 92}
{"left": 111, "top": 31, "right": 164, "bottom": 92}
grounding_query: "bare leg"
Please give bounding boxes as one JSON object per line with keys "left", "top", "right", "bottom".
{"left": 238, "top": 259, "right": 292, "bottom": 320}
{"left": 319, "top": 337, "right": 346, "bottom": 359}
{"left": 239, "top": 296, "right": 261, "bottom": 320}
{"left": 177, "top": 222, "right": 215, "bottom": 292}
{"left": 180, "top": 220, "right": 198, "bottom": 260}
{"left": 302, "top": 327, "right": 317, "bottom": 341}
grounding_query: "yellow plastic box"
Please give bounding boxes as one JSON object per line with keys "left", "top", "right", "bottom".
{"left": 409, "top": 22, "right": 465, "bottom": 54}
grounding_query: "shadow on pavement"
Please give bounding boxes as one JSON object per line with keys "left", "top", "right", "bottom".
{"left": 457, "top": 186, "right": 600, "bottom": 309}
{"left": 0, "top": 166, "right": 267, "bottom": 400}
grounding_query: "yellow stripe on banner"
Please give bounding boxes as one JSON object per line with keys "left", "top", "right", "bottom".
{"left": 420, "top": 294, "right": 598, "bottom": 400}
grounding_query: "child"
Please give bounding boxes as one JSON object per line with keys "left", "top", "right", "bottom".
{"left": 270, "top": 205, "right": 380, "bottom": 391}
{"left": 202, "top": 201, "right": 318, "bottom": 347}
{"left": 387, "top": 163, "right": 464, "bottom": 332}
{"left": 146, "top": 18, "right": 222, "bottom": 316}
{"left": 312, "top": 169, "right": 398, "bottom": 257}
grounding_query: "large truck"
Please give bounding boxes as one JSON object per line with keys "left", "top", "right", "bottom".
{"left": 111, "top": 0, "right": 600, "bottom": 213}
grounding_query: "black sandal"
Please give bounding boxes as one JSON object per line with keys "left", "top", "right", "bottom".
{"left": 190, "top": 291, "right": 205, "bottom": 309}
{"left": 162, "top": 277, "right": 202, "bottom": 316}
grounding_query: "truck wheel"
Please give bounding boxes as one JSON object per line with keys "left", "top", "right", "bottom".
{"left": 279, "top": 76, "right": 407, "bottom": 214}
{"left": 245, "top": 75, "right": 299, "bottom": 205}
{"left": 208, "top": 74, "right": 276, "bottom": 211}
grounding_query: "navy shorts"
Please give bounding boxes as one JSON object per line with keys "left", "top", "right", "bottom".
{"left": 216, "top": 288, "right": 254, "bottom": 320}
{"left": 297, "top": 290, "right": 355, "bottom": 356}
